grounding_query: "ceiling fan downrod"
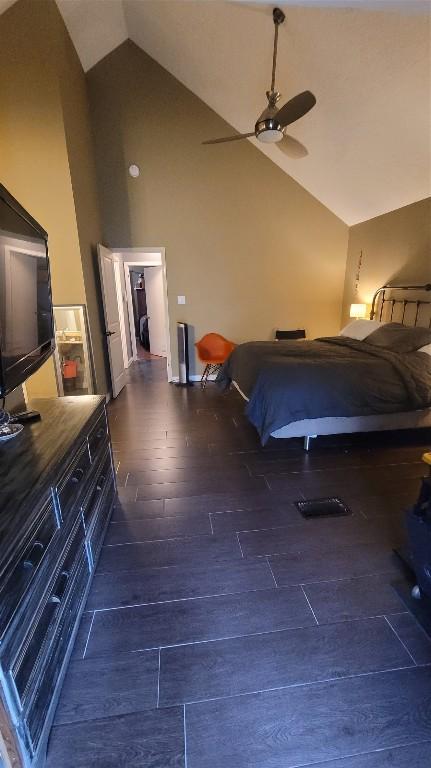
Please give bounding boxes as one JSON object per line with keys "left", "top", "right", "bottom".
{"left": 267, "top": 7, "right": 286, "bottom": 108}
{"left": 202, "top": 4, "right": 314, "bottom": 153}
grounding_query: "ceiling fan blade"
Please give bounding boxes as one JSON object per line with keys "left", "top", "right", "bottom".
{"left": 202, "top": 132, "right": 255, "bottom": 145}
{"left": 276, "top": 91, "right": 316, "bottom": 129}
{"left": 277, "top": 134, "right": 309, "bottom": 159}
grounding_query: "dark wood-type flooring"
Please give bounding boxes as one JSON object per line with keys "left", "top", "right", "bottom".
{"left": 46, "top": 359, "right": 431, "bottom": 767}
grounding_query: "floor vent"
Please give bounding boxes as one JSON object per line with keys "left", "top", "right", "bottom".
{"left": 295, "top": 497, "right": 351, "bottom": 519}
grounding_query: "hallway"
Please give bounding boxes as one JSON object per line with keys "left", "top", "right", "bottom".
{"left": 47, "top": 359, "right": 431, "bottom": 767}
{"left": 136, "top": 345, "right": 164, "bottom": 362}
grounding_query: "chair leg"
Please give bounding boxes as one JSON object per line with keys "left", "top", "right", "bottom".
{"left": 201, "top": 363, "right": 222, "bottom": 390}
{"left": 304, "top": 435, "right": 317, "bottom": 451}
{"left": 201, "top": 364, "right": 210, "bottom": 390}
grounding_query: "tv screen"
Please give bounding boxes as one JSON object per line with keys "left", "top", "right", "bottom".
{"left": 0, "top": 185, "right": 54, "bottom": 398}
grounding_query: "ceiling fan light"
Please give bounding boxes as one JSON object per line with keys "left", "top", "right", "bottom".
{"left": 255, "top": 118, "right": 284, "bottom": 143}
{"left": 257, "top": 129, "right": 284, "bottom": 144}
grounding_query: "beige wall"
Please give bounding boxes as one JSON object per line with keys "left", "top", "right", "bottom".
{"left": 57, "top": 15, "right": 109, "bottom": 395}
{"left": 87, "top": 41, "right": 349, "bottom": 376}
{"left": 0, "top": 0, "right": 108, "bottom": 397}
{"left": 342, "top": 198, "right": 431, "bottom": 324}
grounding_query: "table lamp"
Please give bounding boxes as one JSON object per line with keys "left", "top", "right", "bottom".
{"left": 350, "top": 303, "right": 367, "bottom": 319}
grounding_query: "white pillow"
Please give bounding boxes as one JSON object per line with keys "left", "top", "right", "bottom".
{"left": 418, "top": 342, "right": 431, "bottom": 356}
{"left": 339, "top": 319, "right": 386, "bottom": 341}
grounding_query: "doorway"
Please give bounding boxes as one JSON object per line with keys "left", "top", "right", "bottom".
{"left": 98, "top": 246, "right": 171, "bottom": 398}
{"left": 128, "top": 270, "right": 149, "bottom": 358}
{"left": 126, "top": 265, "right": 168, "bottom": 362}
{"left": 98, "top": 244, "right": 172, "bottom": 397}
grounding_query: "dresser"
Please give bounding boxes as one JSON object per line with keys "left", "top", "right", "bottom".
{"left": 0, "top": 397, "right": 116, "bottom": 768}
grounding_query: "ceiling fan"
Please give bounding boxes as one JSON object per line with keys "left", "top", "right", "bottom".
{"left": 203, "top": 7, "right": 316, "bottom": 158}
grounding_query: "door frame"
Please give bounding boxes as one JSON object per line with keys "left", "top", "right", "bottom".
{"left": 113, "top": 260, "right": 133, "bottom": 370}
{"left": 119, "top": 248, "right": 172, "bottom": 382}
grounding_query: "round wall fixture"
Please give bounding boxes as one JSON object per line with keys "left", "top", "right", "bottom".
{"left": 128, "top": 164, "right": 140, "bottom": 178}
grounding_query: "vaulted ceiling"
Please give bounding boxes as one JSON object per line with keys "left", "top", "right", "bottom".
{"left": 4, "top": 1, "right": 431, "bottom": 224}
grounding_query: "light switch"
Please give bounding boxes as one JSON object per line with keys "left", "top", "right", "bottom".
{"left": 177, "top": 295, "right": 186, "bottom": 305}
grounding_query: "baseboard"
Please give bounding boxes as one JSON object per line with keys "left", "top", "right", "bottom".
{"left": 170, "top": 374, "right": 218, "bottom": 383}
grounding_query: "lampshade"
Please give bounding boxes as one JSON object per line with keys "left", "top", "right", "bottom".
{"left": 350, "top": 303, "right": 367, "bottom": 319}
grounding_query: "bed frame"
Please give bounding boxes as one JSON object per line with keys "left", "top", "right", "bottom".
{"left": 370, "top": 283, "right": 431, "bottom": 325}
{"left": 270, "top": 283, "right": 431, "bottom": 449}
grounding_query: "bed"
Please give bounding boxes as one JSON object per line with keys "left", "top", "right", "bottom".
{"left": 219, "top": 283, "right": 431, "bottom": 448}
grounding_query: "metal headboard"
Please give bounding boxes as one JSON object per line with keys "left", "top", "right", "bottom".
{"left": 370, "top": 283, "right": 431, "bottom": 328}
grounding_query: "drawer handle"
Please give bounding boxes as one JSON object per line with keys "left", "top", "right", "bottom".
{"left": 96, "top": 474, "right": 106, "bottom": 492}
{"left": 51, "top": 570, "right": 69, "bottom": 603}
{"left": 71, "top": 467, "right": 85, "bottom": 485}
{"left": 23, "top": 541, "right": 44, "bottom": 570}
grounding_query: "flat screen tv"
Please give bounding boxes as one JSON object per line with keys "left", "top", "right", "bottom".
{"left": 0, "top": 184, "right": 55, "bottom": 398}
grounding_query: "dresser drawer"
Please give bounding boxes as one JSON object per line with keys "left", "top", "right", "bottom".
{"left": 25, "top": 554, "right": 89, "bottom": 752}
{"left": 81, "top": 448, "right": 113, "bottom": 532}
{"left": 0, "top": 501, "right": 59, "bottom": 645}
{"left": 9, "top": 519, "right": 86, "bottom": 710}
{"left": 87, "top": 476, "right": 116, "bottom": 568}
{"left": 88, "top": 409, "right": 108, "bottom": 464}
{"left": 56, "top": 442, "right": 91, "bottom": 520}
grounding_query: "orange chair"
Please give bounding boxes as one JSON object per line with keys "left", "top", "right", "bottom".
{"left": 195, "top": 333, "right": 236, "bottom": 389}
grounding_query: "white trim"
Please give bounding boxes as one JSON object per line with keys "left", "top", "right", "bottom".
{"left": 113, "top": 247, "right": 163, "bottom": 256}
{"left": 171, "top": 374, "right": 218, "bottom": 384}
{"left": 124, "top": 266, "right": 138, "bottom": 362}
{"left": 114, "top": 261, "right": 130, "bottom": 369}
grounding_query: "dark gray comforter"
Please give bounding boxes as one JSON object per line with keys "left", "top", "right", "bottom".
{"left": 218, "top": 337, "right": 431, "bottom": 443}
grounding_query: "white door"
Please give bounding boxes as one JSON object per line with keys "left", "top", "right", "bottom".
{"left": 97, "top": 244, "right": 126, "bottom": 397}
{"left": 144, "top": 266, "right": 167, "bottom": 357}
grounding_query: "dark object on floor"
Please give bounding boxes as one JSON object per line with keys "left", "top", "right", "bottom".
{"left": 295, "top": 497, "right": 351, "bottom": 519}
{"left": 393, "top": 579, "right": 431, "bottom": 639}
{"left": 139, "top": 314, "right": 150, "bottom": 350}
{"left": 275, "top": 329, "right": 306, "bottom": 340}
{"left": 176, "top": 322, "right": 192, "bottom": 387}
{"left": 394, "top": 460, "right": 431, "bottom": 638}
{"left": 406, "top": 476, "right": 431, "bottom": 602}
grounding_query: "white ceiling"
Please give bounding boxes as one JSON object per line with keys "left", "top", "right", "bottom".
{"left": 56, "top": 0, "right": 128, "bottom": 72}
{"left": 121, "top": 0, "right": 431, "bottom": 224}
{"left": 0, "top": 0, "right": 17, "bottom": 12}
{"left": 3, "top": 0, "right": 431, "bottom": 224}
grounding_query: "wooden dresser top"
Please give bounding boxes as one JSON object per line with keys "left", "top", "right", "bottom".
{"left": 0, "top": 396, "right": 105, "bottom": 573}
